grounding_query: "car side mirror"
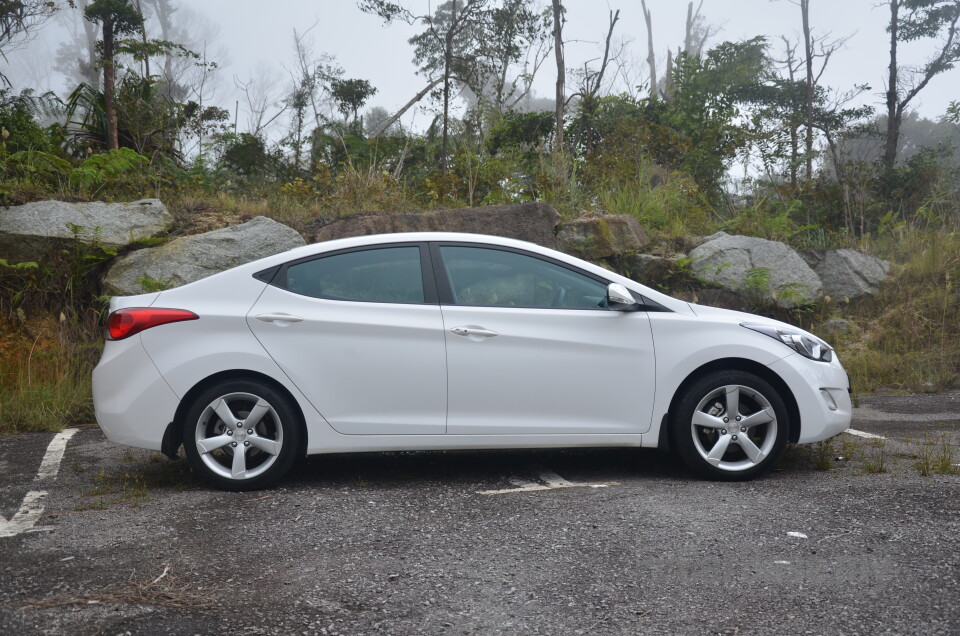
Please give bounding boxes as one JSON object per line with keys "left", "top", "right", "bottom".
{"left": 607, "top": 283, "right": 640, "bottom": 312}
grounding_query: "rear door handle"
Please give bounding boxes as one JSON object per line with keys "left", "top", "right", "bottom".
{"left": 256, "top": 313, "right": 304, "bottom": 323}
{"left": 450, "top": 326, "right": 499, "bottom": 338}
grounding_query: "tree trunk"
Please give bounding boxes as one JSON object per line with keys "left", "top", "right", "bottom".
{"left": 151, "top": 0, "right": 175, "bottom": 82}
{"left": 372, "top": 78, "right": 443, "bottom": 137}
{"left": 664, "top": 48, "right": 674, "bottom": 102}
{"left": 135, "top": 0, "right": 150, "bottom": 77}
{"left": 551, "top": 0, "right": 564, "bottom": 147}
{"left": 781, "top": 37, "right": 800, "bottom": 188}
{"left": 641, "top": 0, "right": 656, "bottom": 97}
{"left": 589, "top": 10, "right": 620, "bottom": 96}
{"left": 801, "top": 0, "right": 814, "bottom": 180}
{"left": 102, "top": 19, "right": 119, "bottom": 150}
{"left": 80, "top": 0, "right": 100, "bottom": 90}
{"left": 441, "top": 3, "right": 457, "bottom": 174}
{"left": 884, "top": 0, "right": 900, "bottom": 171}
{"left": 789, "top": 124, "right": 799, "bottom": 188}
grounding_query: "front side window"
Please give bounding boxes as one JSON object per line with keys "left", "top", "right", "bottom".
{"left": 284, "top": 246, "right": 425, "bottom": 304}
{"left": 439, "top": 246, "right": 608, "bottom": 309}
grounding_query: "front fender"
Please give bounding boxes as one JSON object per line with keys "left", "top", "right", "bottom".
{"left": 644, "top": 313, "right": 792, "bottom": 447}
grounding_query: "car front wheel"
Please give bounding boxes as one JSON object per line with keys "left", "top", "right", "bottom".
{"left": 672, "top": 370, "right": 789, "bottom": 481}
{"left": 182, "top": 379, "right": 302, "bottom": 491}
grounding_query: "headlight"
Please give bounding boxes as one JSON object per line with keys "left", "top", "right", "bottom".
{"left": 741, "top": 322, "right": 833, "bottom": 362}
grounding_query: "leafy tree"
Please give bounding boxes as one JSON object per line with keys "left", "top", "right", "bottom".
{"left": 0, "top": 88, "right": 63, "bottom": 153}
{"left": 408, "top": 0, "right": 488, "bottom": 172}
{"left": 550, "top": 0, "right": 564, "bottom": 146}
{"left": 216, "top": 131, "right": 282, "bottom": 182}
{"left": 54, "top": 0, "right": 102, "bottom": 91}
{"left": 361, "top": 0, "right": 490, "bottom": 172}
{"left": 486, "top": 110, "right": 553, "bottom": 155}
{"left": 64, "top": 75, "right": 226, "bottom": 161}
{"left": 330, "top": 78, "right": 377, "bottom": 124}
{"left": 1, "top": 1, "right": 62, "bottom": 83}
{"left": 84, "top": 0, "right": 142, "bottom": 150}
{"left": 472, "top": 0, "right": 550, "bottom": 112}
{"left": 664, "top": 38, "right": 770, "bottom": 190}
{"left": 947, "top": 100, "right": 960, "bottom": 123}
{"left": 884, "top": 0, "right": 960, "bottom": 170}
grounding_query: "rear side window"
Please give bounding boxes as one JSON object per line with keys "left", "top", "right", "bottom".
{"left": 284, "top": 247, "right": 425, "bottom": 304}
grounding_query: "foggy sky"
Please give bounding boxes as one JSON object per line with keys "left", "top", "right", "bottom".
{"left": 4, "top": 0, "right": 959, "bottom": 133}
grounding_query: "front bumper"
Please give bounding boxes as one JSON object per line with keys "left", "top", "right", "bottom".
{"left": 768, "top": 353, "right": 852, "bottom": 444}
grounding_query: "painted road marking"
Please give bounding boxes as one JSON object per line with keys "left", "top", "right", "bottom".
{"left": 0, "top": 428, "right": 79, "bottom": 539}
{"left": 853, "top": 406, "right": 960, "bottom": 423}
{"left": 478, "top": 468, "right": 618, "bottom": 495}
{"left": 35, "top": 428, "right": 78, "bottom": 480}
{"left": 845, "top": 428, "right": 887, "bottom": 440}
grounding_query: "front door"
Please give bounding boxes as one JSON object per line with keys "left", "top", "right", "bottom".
{"left": 434, "top": 244, "right": 656, "bottom": 435}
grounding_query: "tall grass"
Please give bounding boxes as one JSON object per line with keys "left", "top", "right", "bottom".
{"left": 0, "top": 320, "right": 97, "bottom": 433}
{"left": 839, "top": 225, "right": 960, "bottom": 392}
{"left": 595, "top": 163, "right": 714, "bottom": 237}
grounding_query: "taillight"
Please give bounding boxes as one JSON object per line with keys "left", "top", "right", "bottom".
{"left": 106, "top": 308, "right": 199, "bottom": 340}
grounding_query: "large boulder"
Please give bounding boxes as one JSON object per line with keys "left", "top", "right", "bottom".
{"left": 0, "top": 199, "right": 172, "bottom": 264}
{"left": 689, "top": 232, "right": 823, "bottom": 307}
{"left": 555, "top": 215, "right": 647, "bottom": 259}
{"left": 617, "top": 253, "right": 682, "bottom": 286}
{"left": 312, "top": 202, "right": 561, "bottom": 248}
{"left": 104, "top": 216, "right": 305, "bottom": 295}
{"left": 801, "top": 249, "right": 890, "bottom": 301}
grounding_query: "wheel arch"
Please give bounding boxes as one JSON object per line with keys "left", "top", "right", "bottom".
{"left": 662, "top": 357, "right": 801, "bottom": 448}
{"left": 163, "top": 369, "right": 308, "bottom": 460}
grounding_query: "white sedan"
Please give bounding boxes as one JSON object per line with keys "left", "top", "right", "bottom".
{"left": 93, "top": 232, "right": 851, "bottom": 490}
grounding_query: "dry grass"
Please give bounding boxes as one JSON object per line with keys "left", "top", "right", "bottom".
{"left": 836, "top": 226, "right": 960, "bottom": 393}
{"left": 0, "top": 315, "right": 97, "bottom": 434}
{"left": 18, "top": 563, "right": 212, "bottom": 610}
{"left": 912, "top": 433, "right": 960, "bottom": 477}
{"left": 73, "top": 453, "right": 198, "bottom": 511}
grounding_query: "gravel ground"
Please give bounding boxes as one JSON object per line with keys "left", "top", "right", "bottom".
{"left": 1, "top": 391, "right": 958, "bottom": 635}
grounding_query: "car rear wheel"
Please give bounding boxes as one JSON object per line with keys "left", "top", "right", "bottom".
{"left": 182, "top": 379, "right": 302, "bottom": 491}
{"left": 672, "top": 370, "right": 789, "bottom": 481}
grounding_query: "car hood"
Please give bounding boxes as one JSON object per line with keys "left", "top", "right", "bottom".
{"left": 688, "top": 303, "right": 813, "bottom": 336}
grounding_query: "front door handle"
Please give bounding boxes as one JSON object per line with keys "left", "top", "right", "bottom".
{"left": 450, "top": 326, "right": 499, "bottom": 338}
{"left": 256, "top": 313, "right": 304, "bottom": 323}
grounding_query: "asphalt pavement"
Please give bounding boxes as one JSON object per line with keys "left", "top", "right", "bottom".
{"left": 1, "top": 392, "right": 958, "bottom": 635}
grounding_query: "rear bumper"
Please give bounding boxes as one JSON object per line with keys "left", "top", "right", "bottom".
{"left": 768, "top": 353, "right": 852, "bottom": 444}
{"left": 92, "top": 337, "right": 179, "bottom": 451}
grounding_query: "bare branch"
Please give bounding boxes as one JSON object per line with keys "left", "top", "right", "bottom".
{"left": 370, "top": 77, "right": 443, "bottom": 137}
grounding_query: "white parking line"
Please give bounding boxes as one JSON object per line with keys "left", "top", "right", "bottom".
{"left": 845, "top": 428, "right": 887, "bottom": 440}
{"left": 35, "top": 428, "right": 78, "bottom": 480}
{"left": 0, "top": 428, "right": 79, "bottom": 539}
{"left": 478, "top": 469, "right": 618, "bottom": 495}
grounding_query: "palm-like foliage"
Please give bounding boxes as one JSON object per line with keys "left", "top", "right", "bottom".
{"left": 65, "top": 76, "right": 184, "bottom": 162}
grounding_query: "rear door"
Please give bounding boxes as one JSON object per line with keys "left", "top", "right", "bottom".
{"left": 247, "top": 243, "right": 448, "bottom": 435}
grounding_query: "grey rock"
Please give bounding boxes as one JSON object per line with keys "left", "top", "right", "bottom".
{"left": 801, "top": 249, "right": 890, "bottom": 301}
{"left": 555, "top": 215, "right": 647, "bottom": 259}
{"left": 690, "top": 232, "right": 823, "bottom": 307}
{"left": 104, "top": 216, "right": 305, "bottom": 295}
{"left": 618, "top": 253, "right": 681, "bottom": 285}
{"left": 674, "top": 288, "right": 750, "bottom": 312}
{"left": 0, "top": 199, "right": 172, "bottom": 264}
{"left": 821, "top": 318, "right": 860, "bottom": 337}
{"left": 312, "top": 202, "right": 560, "bottom": 248}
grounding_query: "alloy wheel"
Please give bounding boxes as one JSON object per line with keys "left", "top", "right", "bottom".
{"left": 194, "top": 392, "right": 284, "bottom": 480}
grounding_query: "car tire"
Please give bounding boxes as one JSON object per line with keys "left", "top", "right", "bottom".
{"left": 182, "top": 379, "right": 302, "bottom": 491}
{"left": 671, "top": 370, "right": 789, "bottom": 481}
